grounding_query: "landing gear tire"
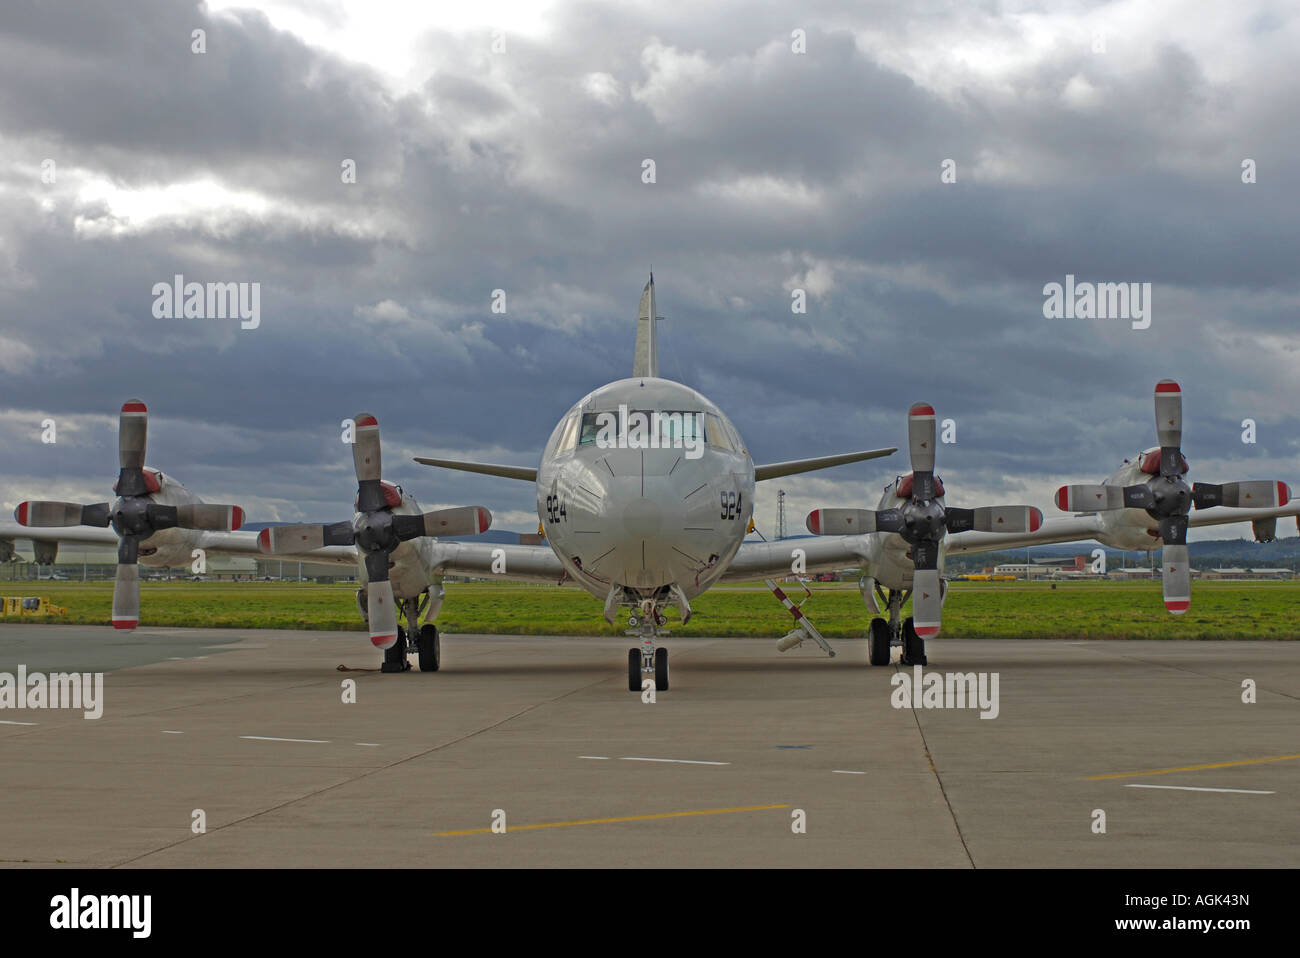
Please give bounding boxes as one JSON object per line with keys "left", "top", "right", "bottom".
{"left": 868, "top": 618, "right": 891, "bottom": 666}
{"left": 901, "top": 617, "right": 927, "bottom": 667}
{"left": 628, "top": 649, "right": 641, "bottom": 692}
{"left": 654, "top": 647, "right": 669, "bottom": 691}
{"left": 381, "top": 625, "right": 410, "bottom": 673}
{"left": 417, "top": 623, "right": 440, "bottom": 672}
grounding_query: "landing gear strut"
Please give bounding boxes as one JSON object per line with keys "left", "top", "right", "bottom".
{"left": 865, "top": 585, "right": 928, "bottom": 667}
{"left": 626, "top": 596, "right": 669, "bottom": 691}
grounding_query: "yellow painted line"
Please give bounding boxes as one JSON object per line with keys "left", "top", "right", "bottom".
{"left": 1087, "top": 753, "right": 1300, "bottom": 781}
{"left": 434, "top": 803, "right": 789, "bottom": 837}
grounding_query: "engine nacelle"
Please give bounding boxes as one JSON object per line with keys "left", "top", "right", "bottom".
{"left": 33, "top": 540, "right": 58, "bottom": 565}
{"left": 1252, "top": 518, "right": 1277, "bottom": 543}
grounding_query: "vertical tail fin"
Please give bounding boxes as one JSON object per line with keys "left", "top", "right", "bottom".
{"left": 633, "top": 273, "right": 659, "bottom": 378}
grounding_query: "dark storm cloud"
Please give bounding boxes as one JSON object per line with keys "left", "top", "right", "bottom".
{"left": 1, "top": 0, "right": 1296, "bottom": 536}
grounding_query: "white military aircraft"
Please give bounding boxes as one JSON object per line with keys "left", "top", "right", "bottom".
{"left": 6, "top": 283, "right": 1299, "bottom": 687}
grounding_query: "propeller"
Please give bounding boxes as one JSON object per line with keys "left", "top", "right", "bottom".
{"left": 806, "top": 402, "right": 1043, "bottom": 639}
{"left": 257, "top": 413, "right": 492, "bottom": 649}
{"left": 13, "top": 400, "right": 245, "bottom": 630}
{"left": 1055, "top": 380, "right": 1290, "bottom": 614}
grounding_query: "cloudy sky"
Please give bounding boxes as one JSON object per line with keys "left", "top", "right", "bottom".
{"left": 1, "top": 0, "right": 1296, "bottom": 541}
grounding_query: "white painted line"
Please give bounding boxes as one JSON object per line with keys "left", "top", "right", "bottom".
{"left": 162, "top": 730, "right": 184, "bottom": 734}
{"left": 1124, "top": 784, "right": 1275, "bottom": 795}
{"left": 0, "top": 720, "right": 38, "bottom": 726}
{"left": 579, "top": 755, "right": 610, "bottom": 760}
{"left": 832, "top": 770, "right": 866, "bottom": 775}
{"left": 620, "top": 757, "right": 730, "bottom": 766}
{"left": 240, "top": 735, "right": 330, "bottom": 744}
{"left": 355, "top": 742, "right": 380, "bottom": 747}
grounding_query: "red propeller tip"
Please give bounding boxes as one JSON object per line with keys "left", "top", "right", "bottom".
{"left": 370, "top": 633, "right": 397, "bottom": 649}
{"left": 1279, "top": 483, "right": 1290, "bottom": 508}
{"left": 1055, "top": 487, "right": 1069, "bottom": 511}
{"left": 1154, "top": 381, "right": 1180, "bottom": 394}
{"left": 257, "top": 528, "right": 272, "bottom": 551}
{"left": 1029, "top": 508, "right": 1043, "bottom": 532}
{"left": 909, "top": 403, "right": 936, "bottom": 417}
{"left": 355, "top": 414, "right": 378, "bottom": 428}
{"left": 1164, "top": 600, "right": 1190, "bottom": 614}
{"left": 914, "top": 625, "right": 941, "bottom": 638}
{"left": 121, "top": 400, "right": 148, "bottom": 413}
{"left": 15, "top": 502, "right": 28, "bottom": 525}
{"left": 477, "top": 508, "right": 490, "bottom": 533}
{"left": 231, "top": 506, "right": 245, "bottom": 530}
{"left": 807, "top": 510, "right": 821, "bottom": 534}
{"left": 112, "top": 618, "right": 138, "bottom": 630}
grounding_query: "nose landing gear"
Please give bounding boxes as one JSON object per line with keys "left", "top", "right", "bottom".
{"left": 626, "top": 597, "right": 669, "bottom": 691}
{"left": 866, "top": 585, "right": 929, "bottom": 667}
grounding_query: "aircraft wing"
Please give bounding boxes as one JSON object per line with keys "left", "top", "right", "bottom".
{"left": 944, "top": 515, "right": 1106, "bottom": 556}
{"left": 0, "top": 520, "right": 119, "bottom": 550}
{"left": 720, "top": 535, "right": 872, "bottom": 581}
{"left": 1187, "top": 503, "right": 1300, "bottom": 531}
{"left": 754, "top": 448, "right": 896, "bottom": 481}
{"left": 425, "top": 540, "right": 567, "bottom": 584}
{"left": 0, "top": 521, "right": 358, "bottom": 568}
{"left": 413, "top": 457, "right": 537, "bottom": 482}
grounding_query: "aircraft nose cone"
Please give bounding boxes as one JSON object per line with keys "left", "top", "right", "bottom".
{"left": 622, "top": 497, "right": 663, "bottom": 537}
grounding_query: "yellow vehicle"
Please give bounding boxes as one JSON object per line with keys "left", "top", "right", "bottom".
{"left": 1, "top": 596, "right": 67, "bottom": 617}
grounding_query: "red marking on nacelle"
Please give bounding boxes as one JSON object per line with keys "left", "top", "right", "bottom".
{"left": 896, "top": 473, "right": 945, "bottom": 499}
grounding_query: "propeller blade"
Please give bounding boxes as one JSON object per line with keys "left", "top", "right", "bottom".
{"left": 947, "top": 505, "right": 1043, "bottom": 534}
{"left": 1193, "top": 480, "right": 1289, "bottom": 510}
{"left": 14, "top": 501, "right": 110, "bottom": 527}
{"left": 911, "top": 568, "right": 942, "bottom": 639}
{"left": 113, "top": 537, "right": 140, "bottom": 630}
{"left": 1055, "top": 485, "right": 1125, "bottom": 512}
{"left": 1160, "top": 542, "right": 1190, "bottom": 614}
{"left": 363, "top": 551, "right": 399, "bottom": 649}
{"left": 352, "top": 413, "right": 387, "bottom": 512}
{"left": 392, "top": 506, "right": 492, "bottom": 541}
{"left": 116, "top": 400, "right": 150, "bottom": 497}
{"left": 907, "top": 404, "right": 936, "bottom": 497}
{"left": 1121, "top": 485, "right": 1155, "bottom": 509}
{"left": 257, "top": 521, "right": 355, "bottom": 554}
{"left": 1153, "top": 380, "right": 1182, "bottom": 477}
{"left": 806, "top": 508, "right": 905, "bottom": 535}
{"left": 174, "top": 504, "right": 245, "bottom": 531}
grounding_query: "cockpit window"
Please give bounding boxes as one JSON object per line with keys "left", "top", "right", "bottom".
{"left": 703, "top": 413, "right": 734, "bottom": 452}
{"left": 556, "top": 412, "right": 580, "bottom": 453}
{"left": 578, "top": 410, "right": 706, "bottom": 449}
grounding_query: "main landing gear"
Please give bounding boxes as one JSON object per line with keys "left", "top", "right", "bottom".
{"left": 374, "top": 592, "right": 440, "bottom": 673}
{"left": 626, "top": 597, "right": 669, "bottom": 691}
{"left": 866, "top": 585, "right": 929, "bottom": 667}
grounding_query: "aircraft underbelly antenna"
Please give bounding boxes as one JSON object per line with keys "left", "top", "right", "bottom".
{"left": 633, "top": 273, "right": 660, "bottom": 378}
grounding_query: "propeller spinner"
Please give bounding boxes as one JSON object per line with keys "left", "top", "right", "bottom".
{"left": 14, "top": 400, "right": 245, "bottom": 629}
{"left": 1055, "top": 380, "right": 1290, "bottom": 614}
{"left": 806, "top": 403, "right": 1042, "bottom": 640}
{"left": 257, "top": 413, "right": 492, "bottom": 649}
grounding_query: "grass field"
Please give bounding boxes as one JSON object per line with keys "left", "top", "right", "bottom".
{"left": 1, "top": 578, "right": 1297, "bottom": 639}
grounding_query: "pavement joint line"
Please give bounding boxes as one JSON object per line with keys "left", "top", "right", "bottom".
{"left": 108, "top": 668, "right": 615, "bottom": 868}
{"left": 433, "top": 804, "right": 790, "bottom": 836}
{"left": 161, "top": 730, "right": 183, "bottom": 734}
{"left": 0, "top": 720, "right": 39, "bottom": 726}
{"left": 240, "top": 735, "right": 330, "bottom": 744}
{"left": 1086, "top": 753, "right": 1300, "bottom": 780}
{"left": 619, "top": 756, "right": 729, "bottom": 765}
{"left": 832, "top": 769, "right": 866, "bottom": 775}
{"left": 578, "top": 755, "right": 610, "bottom": 760}
{"left": 1125, "top": 784, "right": 1276, "bottom": 795}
